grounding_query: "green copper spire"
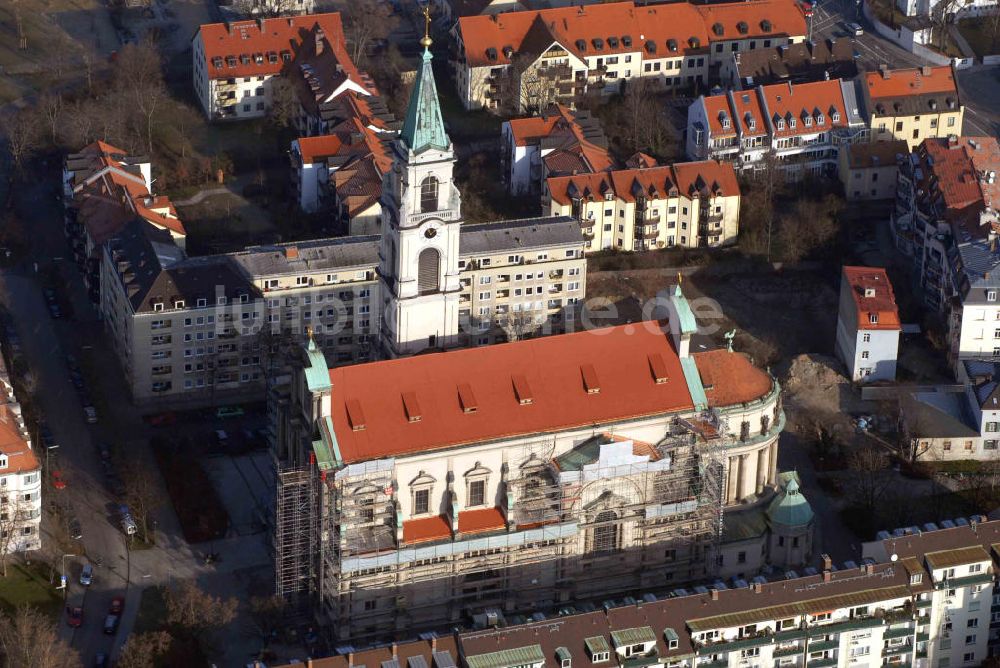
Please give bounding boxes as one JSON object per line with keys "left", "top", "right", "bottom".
{"left": 400, "top": 31, "right": 450, "bottom": 154}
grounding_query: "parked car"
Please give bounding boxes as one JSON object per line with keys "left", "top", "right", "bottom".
{"left": 109, "top": 596, "right": 124, "bottom": 615}
{"left": 119, "top": 506, "right": 137, "bottom": 536}
{"left": 66, "top": 606, "right": 83, "bottom": 628}
{"left": 51, "top": 470, "right": 67, "bottom": 489}
{"left": 147, "top": 411, "right": 177, "bottom": 426}
{"left": 83, "top": 406, "right": 98, "bottom": 424}
{"left": 48, "top": 303, "right": 62, "bottom": 319}
{"left": 103, "top": 613, "right": 119, "bottom": 635}
{"left": 79, "top": 564, "right": 94, "bottom": 586}
{"left": 846, "top": 21, "right": 864, "bottom": 35}
{"left": 216, "top": 406, "right": 244, "bottom": 419}
{"left": 94, "top": 653, "right": 108, "bottom": 668}
{"left": 68, "top": 518, "right": 83, "bottom": 540}
{"left": 69, "top": 370, "right": 85, "bottom": 390}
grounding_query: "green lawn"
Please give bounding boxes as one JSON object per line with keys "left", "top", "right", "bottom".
{"left": 0, "top": 562, "right": 63, "bottom": 618}
{"left": 957, "top": 18, "right": 1000, "bottom": 58}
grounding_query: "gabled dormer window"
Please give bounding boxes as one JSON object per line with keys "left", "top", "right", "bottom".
{"left": 153, "top": 302, "right": 164, "bottom": 312}
{"left": 776, "top": 119, "right": 785, "bottom": 130}
{"left": 804, "top": 116, "right": 813, "bottom": 127}
{"left": 869, "top": 313, "right": 879, "bottom": 324}
{"left": 832, "top": 111, "right": 841, "bottom": 123}
{"left": 817, "top": 113, "right": 825, "bottom": 125}
{"left": 789, "top": 118, "right": 797, "bottom": 129}
{"left": 196, "top": 298, "right": 207, "bottom": 308}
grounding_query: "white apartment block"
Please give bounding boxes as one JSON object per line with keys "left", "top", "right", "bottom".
{"left": 453, "top": 0, "right": 806, "bottom": 113}
{"left": 686, "top": 79, "right": 867, "bottom": 179}
{"left": 889, "top": 136, "right": 1000, "bottom": 370}
{"left": 544, "top": 160, "right": 740, "bottom": 253}
{"left": 192, "top": 13, "right": 370, "bottom": 121}
{"left": 0, "top": 346, "right": 41, "bottom": 554}
{"left": 835, "top": 266, "right": 901, "bottom": 383}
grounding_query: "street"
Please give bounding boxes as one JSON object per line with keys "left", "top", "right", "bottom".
{"left": 0, "top": 162, "right": 274, "bottom": 665}
{"left": 807, "top": 0, "right": 1000, "bottom": 138}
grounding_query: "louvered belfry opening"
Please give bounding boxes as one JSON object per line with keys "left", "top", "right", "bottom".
{"left": 417, "top": 248, "right": 440, "bottom": 294}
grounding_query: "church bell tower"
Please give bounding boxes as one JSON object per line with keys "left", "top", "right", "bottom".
{"left": 377, "top": 9, "right": 463, "bottom": 358}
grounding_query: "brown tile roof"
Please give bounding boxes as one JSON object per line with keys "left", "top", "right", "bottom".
{"left": 759, "top": 79, "right": 849, "bottom": 138}
{"left": 547, "top": 160, "right": 738, "bottom": 207}
{"left": 692, "top": 349, "right": 773, "bottom": 407}
{"left": 274, "top": 637, "right": 461, "bottom": 668}
{"left": 841, "top": 266, "right": 901, "bottom": 332}
{"left": 734, "top": 38, "right": 858, "bottom": 85}
{"left": 458, "top": 0, "right": 806, "bottom": 68}
{"left": 844, "top": 140, "right": 908, "bottom": 170}
{"left": 923, "top": 545, "right": 992, "bottom": 570}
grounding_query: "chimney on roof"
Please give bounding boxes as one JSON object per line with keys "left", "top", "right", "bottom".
{"left": 821, "top": 554, "right": 832, "bottom": 570}
{"left": 432, "top": 637, "right": 438, "bottom": 651}
{"left": 392, "top": 642, "right": 398, "bottom": 658}
{"left": 710, "top": 589, "right": 719, "bottom": 601}
{"left": 880, "top": 63, "right": 890, "bottom": 79}
{"left": 285, "top": 246, "right": 299, "bottom": 260}
{"left": 823, "top": 570, "right": 832, "bottom": 582}
{"left": 751, "top": 581, "right": 763, "bottom": 593}
{"left": 922, "top": 65, "right": 932, "bottom": 76}
{"left": 0, "top": 403, "right": 7, "bottom": 424}
{"left": 787, "top": 80, "right": 793, "bottom": 95}
{"left": 348, "top": 653, "right": 354, "bottom": 668}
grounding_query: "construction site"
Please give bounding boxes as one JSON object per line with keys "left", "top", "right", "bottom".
{"left": 273, "top": 408, "right": 738, "bottom": 642}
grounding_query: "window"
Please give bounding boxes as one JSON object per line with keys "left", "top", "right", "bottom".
{"left": 965, "top": 635, "right": 976, "bottom": 645}
{"left": 418, "top": 248, "right": 440, "bottom": 295}
{"left": 591, "top": 510, "right": 620, "bottom": 553}
{"left": 869, "top": 313, "right": 878, "bottom": 324}
{"left": 413, "top": 489, "right": 430, "bottom": 515}
{"left": 420, "top": 175, "right": 439, "bottom": 212}
{"left": 948, "top": 116, "right": 956, "bottom": 127}
{"left": 964, "top": 653, "right": 976, "bottom": 663}
{"left": 944, "top": 441, "right": 952, "bottom": 451}
{"left": 737, "top": 551, "right": 746, "bottom": 564}
{"left": 468, "top": 479, "right": 486, "bottom": 507}
{"left": 861, "top": 351, "right": 869, "bottom": 359}
{"left": 968, "top": 618, "right": 979, "bottom": 628}
{"left": 989, "top": 290, "right": 997, "bottom": 302}
{"left": 863, "top": 332, "right": 871, "bottom": 342}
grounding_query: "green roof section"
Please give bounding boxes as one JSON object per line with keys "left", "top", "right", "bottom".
{"left": 400, "top": 48, "right": 450, "bottom": 154}
{"left": 585, "top": 637, "right": 610, "bottom": 655}
{"left": 304, "top": 335, "right": 332, "bottom": 392}
{"left": 466, "top": 645, "right": 545, "bottom": 668}
{"left": 663, "top": 628, "right": 679, "bottom": 643}
{"left": 671, "top": 284, "right": 698, "bottom": 335}
{"left": 680, "top": 357, "right": 708, "bottom": 411}
{"left": 767, "top": 476, "right": 814, "bottom": 528}
{"left": 611, "top": 626, "right": 656, "bottom": 647}
{"left": 311, "top": 438, "right": 335, "bottom": 472}
{"left": 321, "top": 414, "right": 342, "bottom": 469}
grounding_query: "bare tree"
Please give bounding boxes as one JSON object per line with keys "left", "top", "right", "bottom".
{"left": 0, "top": 606, "right": 81, "bottom": 668}
{"left": 0, "top": 497, "right": 35, "bottom": 578}
{"left": 119, "top": 457, "right": 163, "bottom": 545}
{"left": 0, "top": 110, "right": 41, "bottom": 174}
{"left": 268, "top": 76, "right": 301, "bottom": 131}
{"left": 847, "top": 445, "right": 892, "bottom": 513}
{"left": 117, "top": 631, "right": 173, "bottom": 668}
{"left": 246, "top": 595, "right": 287, "bottom": 644}
{"left": 112, "top": 43, "right": 168, "bottom": 154}
{"left": 166, "top": 581, "right": 238, "bottom": 644}
{"left": 776, "top": 194, "right": 841, "bottom": 263}
{"left": 342, "top": 0, "right": 398, "bottom": 67}
{"left": 231, "top": 0, "right": 302, "bottom": 18}
{"left": 38, "top": 94, "right": 64, "bottom": 147}
{"left": 930, "top": 0, "right": 962, "bottom": 51}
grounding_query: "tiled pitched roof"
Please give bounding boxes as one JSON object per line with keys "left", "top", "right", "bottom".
{"left": 865, "top": 65, "right": 957, "bottom": 101}
{"left": 734, "top": 38, "right": 858, "bottom": 84}
{"left": 547, "top": 160, "right": 738, "bottom": 206}
{"left": 0, "top": 417, "right": 38, "bottom": 474}
{"left": 196, "top": 13, "right": 351, "bottom": 80}
{"left": 759, "top": 79, "right": 848, "bottom": 137}
{"left": 843, "top": 140, "right": 908, "bottom": 169}
{"left": 327, "top": 323, "right": 695, "bottom": 463}
{"left": 507, "top": 105, "right": 612, "bottom": 174}
{"left": 458, "top": 0, "right": 805, "bottom": 68}
{"left": 842, "top": 266, "right": 901, "bottom": 331}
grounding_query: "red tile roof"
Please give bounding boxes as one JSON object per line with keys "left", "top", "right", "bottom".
{"left": 842, "top": 266, "right": 901, "bottom": 332}
{"left": 547, "top": 160, "right": 738, "bottom": 206}
{"left": 459, "top": 0, "right": 805, "bottom": 68}
{"left": 865, "top": 65, "right": 957, "bottom": 100}
{"left": 920, "top": 136, "right": 1000, "bottom": 219}
{"left": 759, "top": 79, "right": 848, "bottom": 137}
{"left": 457, "top": 507, "right": 507, "bottom": 534}
{"left": 507, "top": 105, "right": 613, "bottom": 174}
{"left": 729, "top": 88, "right": 768, "bottom": 136}
{"left": 328, "top": 323, "right": 694, "bottom": 464}
{"left": 402, "top": 514, "right": 452, "bottom": 544}
{"left": 0, "top": 417, "right": 38, "bottom": 474}
{"left": 692, "top": 349, "right": 774, "bottom": 407}
{"left": 196, "top": 13, "right": 350, "bottom": 80}
{"left": 703, "top": 94, "right": 738, "bottom": 137}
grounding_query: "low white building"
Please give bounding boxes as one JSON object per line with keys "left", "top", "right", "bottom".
{"left": 835, "top": 266, "right": 901, "bottom": 383}
{"left": 0, "top": 346, "right": 41, "bottom": 555}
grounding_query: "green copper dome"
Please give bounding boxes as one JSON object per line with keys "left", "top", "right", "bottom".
{"left": 303, "top": 333, "right": 332, "bottom": 392}
{"left": 400, "top": 48, "right": 450, "bottom": 154}
{"left": 767, "top": 478, "right": 814, "bottom": 528}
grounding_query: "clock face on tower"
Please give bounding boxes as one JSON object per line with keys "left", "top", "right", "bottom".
{"left": 424, "top": 227, "right": 437, "bottom": 239}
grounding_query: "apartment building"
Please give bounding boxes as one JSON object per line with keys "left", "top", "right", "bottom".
{"left": 721, "top": 38, "right": 858, "bottom": 89}
{"left": 835, "top": 266, "right": 901, "bottom": 383}
{"left": 452, "top": 0, "right": 807, "bottom": 113}
{"left": 0, "top": 345, "right": 41, "bottom": 554}
{"left": 62, "top": 141, "right": 185, "bottom": 302}
{"left": 191, "top": 13, "right": 373, "bottom": 121}
{"left": 290, "top": 117, "right": 395, "bottom": 235}
{"left": 502, "top": 105, "right": 612, "bottom": 196}
{"left": 100, "top": 46, "right": 586, "bottom": 404}
{"left": 271, "top": 282, "right": 793, "bottom": 641}
{"left": 838, "top": 140, "right": 907, "bottom": 201}
{"left": 544, "top": 160, "right": 740, "bottom": 252}
{"left": 279, "top": 520, "right": 1000, "bottom": 668}
{"left": 863, "top": 65, "right": 964, "bottom": 150}
{"left": 890, "top": 136, "right": 1000, "bottom": 369}
{"left": 686, "top": 78, "right": 867, "bottom": 179}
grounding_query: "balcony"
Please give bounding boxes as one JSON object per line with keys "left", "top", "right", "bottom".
{"left": 579, "top": 218, "right": 595, "bottom": 229}
{"left": 639, "top": 228, "right": 659, "bottom": 240}
{"left": 808, "top": 641, "right": 838, "bottom": 652}
{"left": 549, "top": 270, "right": 564, "bottom": 279}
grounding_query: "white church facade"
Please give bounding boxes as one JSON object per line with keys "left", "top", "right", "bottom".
{"left": 269, "top": 36, "right": 813, "bottom": 643}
